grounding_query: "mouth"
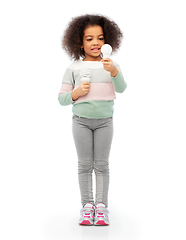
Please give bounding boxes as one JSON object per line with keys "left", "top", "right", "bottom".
{"left": 91, "top": 47, "right": 100, "bottom": 53}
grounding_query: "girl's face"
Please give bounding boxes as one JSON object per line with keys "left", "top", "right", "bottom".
{"left": 81, "top": 25, "right": 105, "bottom": 61}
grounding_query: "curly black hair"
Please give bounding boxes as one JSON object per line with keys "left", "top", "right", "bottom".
{"left": 62, "top": 14, "right": 123, "bottom": 61}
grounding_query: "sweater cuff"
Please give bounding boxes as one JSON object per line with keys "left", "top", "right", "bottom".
{"left": 58, "top": 91, "right": 75, "bottom": 106}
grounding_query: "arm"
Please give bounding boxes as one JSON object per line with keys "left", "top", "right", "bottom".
{"left": 71, "top": 82, "right": 90, "bottom": 101}
{"left": 111, "top": 71, "right": 127, "bottom": 93}
{"left": 58, "top": 84, "right": 75, "bottom": 106}
{"left": 58, "top": 81, "right": 91, "bottom": 105}
{"left": 102, "top": 59, "right": 127, "bottom": 93}
{"left": 58, "top": 67, "right": 75, "bottom": 106}
{"left": 58, "top": 64, "right": 91, "bottom": 105}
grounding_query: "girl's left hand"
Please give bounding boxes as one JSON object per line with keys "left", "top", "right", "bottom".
{"left": 101, "top": 58, "right": 118, "bottom": 77}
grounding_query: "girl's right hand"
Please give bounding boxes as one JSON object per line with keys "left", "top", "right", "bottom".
{"left": 71, "top": 82, "right": 90, "bottom": 101}
{"left": 77, "top": 82, "right": 90, "bottom": 97}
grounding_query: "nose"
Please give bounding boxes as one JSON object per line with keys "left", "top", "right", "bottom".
{"left": 93, "top": 39, "right": 98, "bottom": 45}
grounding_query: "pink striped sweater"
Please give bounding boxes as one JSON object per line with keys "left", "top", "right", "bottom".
{"left": 58, "top": 60, "right": 127, "bottom": 118}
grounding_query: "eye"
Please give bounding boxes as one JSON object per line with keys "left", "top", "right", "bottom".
{"left": 87, "top": 38, "right": 92, "bottom": 41}
{"left": 99, "top": 38, "right": 104, "bottom": 41}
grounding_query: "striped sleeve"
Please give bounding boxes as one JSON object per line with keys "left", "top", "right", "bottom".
{"left": 58, "top": 67, "right": 75, "bottom": 106}
{"left": 111, "top": 62, "right": 127, "bottom": 93}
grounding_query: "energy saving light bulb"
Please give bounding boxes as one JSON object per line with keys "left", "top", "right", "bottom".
{"left": 80, "top": 68, "right": 91, "bottom": 82}
{"left": 101, "top": 44, "right": 112, "bottom": 59}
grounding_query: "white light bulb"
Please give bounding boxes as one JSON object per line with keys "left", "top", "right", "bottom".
{"left": 101, "top": 44, "right": 112, "bottom": 59}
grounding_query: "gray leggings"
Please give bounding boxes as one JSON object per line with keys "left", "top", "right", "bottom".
{"left": 72, "top": 115, "right": 113, "bottom": 207}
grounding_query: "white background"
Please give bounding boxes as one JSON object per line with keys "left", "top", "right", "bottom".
{"left": 0, "top": 0, "right": 186, "bottom": 239}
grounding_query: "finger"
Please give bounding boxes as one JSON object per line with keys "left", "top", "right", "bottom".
{"left": 84, "top": 85, "right": 90, "bottom": 89}
{"left": 103, "top": 60, "right": 111, "bottom": 65}
{"left": 103, "top": 63, "right": 111, "bottom": 67}
{"left": 83, "top": 81, "right": 90, "bottom": 85}
{"left": 102, "top": 58, "right": 111, "bottom": 62}
{"left": 102, "top": 58, "right": 110, "bottom": 61}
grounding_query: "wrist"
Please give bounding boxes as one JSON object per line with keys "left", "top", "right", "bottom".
{"left": 71, "top": 88, "right": 80, "bottom": 101}
{"left": 110, "top": 66, "right": 118, "bottom": 77}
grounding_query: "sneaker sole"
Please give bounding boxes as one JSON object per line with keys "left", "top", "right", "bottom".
{"left": 79, "top": 220, "right": 93, "bottom": 226}
{"left": 94, "top": 220, "right": 109, "bottom": 226}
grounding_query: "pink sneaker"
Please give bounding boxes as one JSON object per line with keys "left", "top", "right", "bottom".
{"left": 94, "top": 203, "right": 110, "bottom": 226}
{"left": 79, "top": 203, "right": 94, "bottom": 226}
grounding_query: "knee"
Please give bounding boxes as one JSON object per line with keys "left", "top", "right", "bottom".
{"left": 78, "top": 159, "right": 94, "bottom": 174}
{"left": 94, "top": 160, "right": 109, "bottom": 174}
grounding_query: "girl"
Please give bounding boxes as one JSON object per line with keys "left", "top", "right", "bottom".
{"left": 58, "top": 14, "right": 127, "bottom": 226}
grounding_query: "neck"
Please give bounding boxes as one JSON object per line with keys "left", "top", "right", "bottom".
{"left": 83, "top": 54, "right": 102, "bottom": 62}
